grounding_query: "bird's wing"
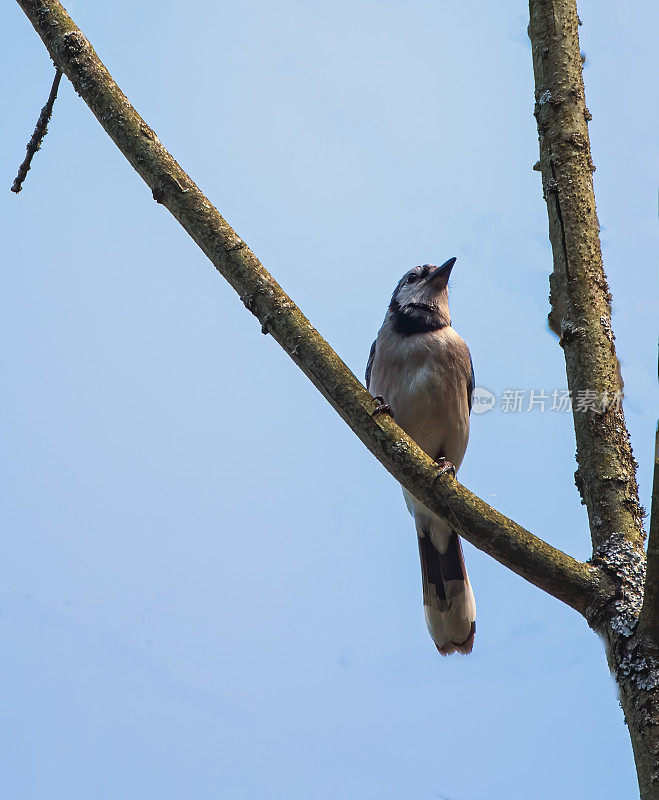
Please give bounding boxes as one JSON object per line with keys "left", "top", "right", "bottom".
{"left": 467, "top": 355, "right": 475, "bottom": 413}
{"left": 365, "top": 339, "right": 377, "bottom": 390}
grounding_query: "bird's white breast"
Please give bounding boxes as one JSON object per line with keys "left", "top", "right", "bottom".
{"left": 368, "top": 324, "right": 471, "bottom": 469}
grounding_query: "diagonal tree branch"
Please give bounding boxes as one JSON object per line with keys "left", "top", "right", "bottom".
{"left": 14, "top": 0, "right": 615, "bottom": 620}
{"left": 528, "top": 0, "right": 645, "bottom": 555}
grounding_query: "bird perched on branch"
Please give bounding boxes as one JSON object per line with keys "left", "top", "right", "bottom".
{"left": 366, "top": 259, "right": 476, "bottom": 655}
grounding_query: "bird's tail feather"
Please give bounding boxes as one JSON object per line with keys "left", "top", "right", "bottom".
{"left": 417, "top": 529, "right": 476, "bottom": 655}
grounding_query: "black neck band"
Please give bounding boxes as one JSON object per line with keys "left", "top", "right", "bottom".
{"left": 390, "top": 301, "right": 450, "bottom": 336}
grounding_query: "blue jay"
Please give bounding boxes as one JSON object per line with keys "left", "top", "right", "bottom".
{"left": 366, "top": 259, "right": 476, "bottom": 655}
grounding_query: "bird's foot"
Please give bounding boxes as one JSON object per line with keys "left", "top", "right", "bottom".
{"left": 371, "top": 396, "right": 392, "bottom": 417}
{"left": 435, "top": 456, "right": 456, "bottom": 478}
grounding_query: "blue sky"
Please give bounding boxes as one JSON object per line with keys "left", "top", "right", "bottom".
{"left": 2, "top": 1, "right": 657, "bottom": 797}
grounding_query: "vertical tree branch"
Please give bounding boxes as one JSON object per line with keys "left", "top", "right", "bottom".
{"left": 528, "top": 2, "right": 657, "bottom": 795}
{"left": 528, "top": 0, "right": 645, "bottom": 554}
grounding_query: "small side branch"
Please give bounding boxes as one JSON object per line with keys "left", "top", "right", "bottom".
{"left": 11, "top": 68, "right": 62, "bottom": 194}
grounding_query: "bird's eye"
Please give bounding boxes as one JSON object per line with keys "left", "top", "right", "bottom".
{"left": 407, "top": 274, "right": 418, "bottom": 284}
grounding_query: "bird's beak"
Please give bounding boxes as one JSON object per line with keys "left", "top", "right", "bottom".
{"left": 427, "top": 257, "right": 456, "bottom": 284}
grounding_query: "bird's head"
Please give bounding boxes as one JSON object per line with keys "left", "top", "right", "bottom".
{"left": 388, "top": 258, "right": 455, "bottom": 335}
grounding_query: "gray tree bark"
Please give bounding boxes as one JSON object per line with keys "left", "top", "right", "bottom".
{"left": 14, "top": 0, "right": 658, "bottom": 795}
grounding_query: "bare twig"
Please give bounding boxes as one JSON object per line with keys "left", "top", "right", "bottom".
{"left": 13, "top": 0, "right": 615, "bottom": 620}
{"left": 11, "top": 68, "right": 62, "bottom": 194}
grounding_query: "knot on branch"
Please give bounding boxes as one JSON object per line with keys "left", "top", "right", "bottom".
{"left": 240, "top": 291, "right": 257, "bottom": 314}
{"left": 239, "top": 285, "right": 275, "bottom": 334}
{"left": 260, "top": 313, "right": 272, "bottom": 336}
{"left": 558, "top": 320, "right": 581, "bottom": 347}
{"left": 56, "top": 29, "right": 87, "bottom": 60}
{"left": 152, "top": 172, "right": 190, "bottom": 203}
